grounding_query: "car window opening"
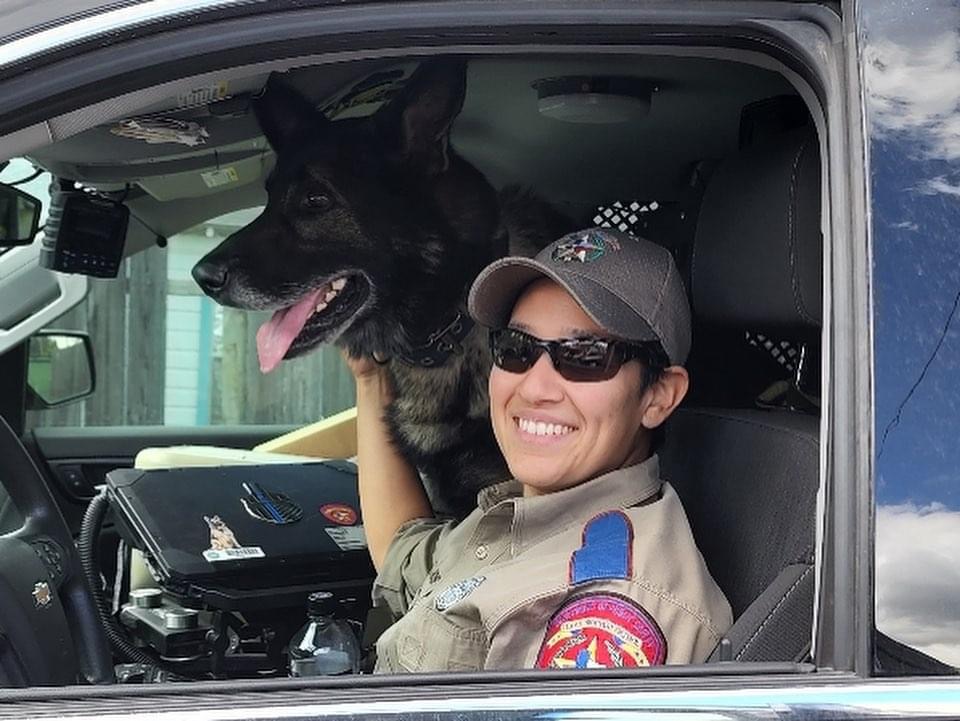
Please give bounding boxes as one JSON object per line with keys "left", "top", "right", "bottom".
{"left": 7, "top": 48, "right": 825, "bottom": 687}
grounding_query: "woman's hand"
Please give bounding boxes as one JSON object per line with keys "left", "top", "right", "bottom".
{"left": 341, "top": 349, "right": 393, "bottom": 402}
{"left": 342, "top": 349, "right": 381, "bottom": 381}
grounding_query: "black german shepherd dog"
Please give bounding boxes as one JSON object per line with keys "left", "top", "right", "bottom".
{"left": 192, "top": 59, "right": 569, "bottom": 516}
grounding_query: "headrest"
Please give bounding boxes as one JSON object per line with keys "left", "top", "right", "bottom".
{"left": 691, "top": 127, "right": 821, "bottom": 333}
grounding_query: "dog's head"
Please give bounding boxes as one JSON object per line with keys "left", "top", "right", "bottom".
{"left": 192, "top": 58, "right": 501, "bottom": 372}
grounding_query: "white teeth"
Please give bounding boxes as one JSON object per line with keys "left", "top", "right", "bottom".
{"left": 517, "top": 418, "right": 574, "bottom": 437}
{"left": 310, "top": 278, "right": 349, "bottom": 316}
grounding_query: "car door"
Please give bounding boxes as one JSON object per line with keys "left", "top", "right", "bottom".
{"left": 4, "top": 0, "right": 953, "bottom": 717}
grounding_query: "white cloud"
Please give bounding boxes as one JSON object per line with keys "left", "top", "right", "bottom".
{"left": 891, "top": 220, "right": 919, "bottom": 231}
{"left": 915, "top": 176, "right": 960, "bottom": 197}
{"left": 863, "top": 25, "right": 960, "bottom": 163}
{"left": 876, "top": 503, "right": 960, "bottom": 667}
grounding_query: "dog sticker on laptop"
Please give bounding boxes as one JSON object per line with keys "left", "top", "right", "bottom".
{"left": 202, "top": 515, "right": 265, "bottom": 562}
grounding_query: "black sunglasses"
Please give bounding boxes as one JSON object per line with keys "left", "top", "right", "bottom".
{"left": 490, "top": 327, "right": 655, "bottom": 382}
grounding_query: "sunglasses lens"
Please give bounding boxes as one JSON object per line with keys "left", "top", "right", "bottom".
{"left": 491, "top": 330, "right": 537, "bottom": 373}
{"left": 491, "top": 330, "right": 633, "bottom": 381}
{"left": 555, "top": 339, "right": 617, "bottom": 382}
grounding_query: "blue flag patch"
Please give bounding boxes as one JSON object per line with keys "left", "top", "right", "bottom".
{"left": 569, "top": 511, "right": 634, "bottom": 585}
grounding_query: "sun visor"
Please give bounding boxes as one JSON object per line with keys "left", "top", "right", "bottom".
{"left": 138, "top": 152, "right": 273, "bottom": 201}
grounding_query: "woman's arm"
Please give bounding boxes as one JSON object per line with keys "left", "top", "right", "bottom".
{"left": 345, "top": 354, "right": 433, "bottom": 571}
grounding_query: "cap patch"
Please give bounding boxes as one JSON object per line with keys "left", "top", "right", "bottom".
{"left": 535, "top": 594, "right": 667, "bottom": 668}
{"left": 435, "top": 575, "right": 486, "bottom": 612}
{"left": 551, "top": 229, "right": 621, "bottom": 264}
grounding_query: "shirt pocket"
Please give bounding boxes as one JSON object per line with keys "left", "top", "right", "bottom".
{"left": 396, "top": 606, "right": 488, "bottom": 673}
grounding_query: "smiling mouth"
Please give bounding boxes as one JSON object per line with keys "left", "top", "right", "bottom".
{"left": 515, "top": 417, "right": 578, "bottom": 438}
{"left": 255, "top": 273, "right": 371, "bottom": 373}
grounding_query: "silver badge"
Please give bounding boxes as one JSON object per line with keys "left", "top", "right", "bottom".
{"left": 32, "top": 581, "right": 52, "bottom": 609}
{"left": 435, "top": 575, "right": 485, "bottom": 612}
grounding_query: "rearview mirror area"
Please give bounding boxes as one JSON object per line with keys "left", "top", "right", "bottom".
{"left": 0, "top": 183, "right": 42, "bottom": 247}
{"left": 26, "top": 330, "right": 96, "bottom": 409}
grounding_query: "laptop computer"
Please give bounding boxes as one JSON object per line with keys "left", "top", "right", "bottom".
{"left": 106, "top": 461, "right": 374, "bottom": 610}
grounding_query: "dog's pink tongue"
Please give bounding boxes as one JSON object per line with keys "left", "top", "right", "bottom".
{"left": 256, "top": 289, "right": 325, "bottom": 373}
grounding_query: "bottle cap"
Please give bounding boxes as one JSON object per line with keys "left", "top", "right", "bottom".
{"left": 307, "top": 591, "right": 336, "bottom": 618}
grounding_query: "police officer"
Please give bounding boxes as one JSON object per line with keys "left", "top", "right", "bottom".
{"left": 348, "top": 228, "right": 731, "bottom": 672}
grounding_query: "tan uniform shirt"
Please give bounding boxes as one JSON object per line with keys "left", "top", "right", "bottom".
{"left": 372, "top": 455, "right": 732, "bottom": 673}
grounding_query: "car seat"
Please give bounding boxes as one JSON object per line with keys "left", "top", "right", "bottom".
{"left": 660, "top": 124, "right": 822, "bottom": 663}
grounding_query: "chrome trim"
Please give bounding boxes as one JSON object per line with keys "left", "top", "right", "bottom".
{"left": 15, "top": 679, "right": 960, "bottom": 720}
{"left": 0, "top": 0, "right": 251, "bottom": 70}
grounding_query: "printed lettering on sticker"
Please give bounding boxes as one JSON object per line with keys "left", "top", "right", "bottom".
{"left": 535, "top": 594, "right": 666, "bottom": 669}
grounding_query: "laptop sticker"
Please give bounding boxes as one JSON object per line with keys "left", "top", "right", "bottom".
{"left": 319, "top": 503, "right": 358, "bottom": 525}
{"left": 241, "top": 482, "right": 303, "bottom": 525}
{"left": 202, "top": 514, "right": 266, "bottom": 562}
{"left": 325, "top": 526, "right": 367, "bottom": 551}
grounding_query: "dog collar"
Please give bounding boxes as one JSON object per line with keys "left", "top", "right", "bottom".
{"left": 397, "top": 311, "right": 475, "bottom": 367}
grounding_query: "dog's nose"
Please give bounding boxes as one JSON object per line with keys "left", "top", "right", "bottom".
{"left": 192, "top": 261, "right": 229, "bottom": 293}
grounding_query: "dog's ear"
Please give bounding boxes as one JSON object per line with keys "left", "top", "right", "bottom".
{"left": 377, "top": 58, "right": 467, "bottom": 174}
{"left": 253, "top": 74, "right": 328, "bottom": 151}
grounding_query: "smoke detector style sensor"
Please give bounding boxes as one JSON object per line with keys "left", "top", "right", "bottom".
{"left": 532, "top": 76, "right": 655, "bottom": 124}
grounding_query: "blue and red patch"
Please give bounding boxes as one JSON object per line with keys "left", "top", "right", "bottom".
{"left": 535, "top": 594, "right": 667, "bottom": 669}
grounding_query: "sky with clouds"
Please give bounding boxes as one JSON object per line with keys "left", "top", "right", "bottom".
{"left": 861, "top": 0, "right": 960, "bottom": 668}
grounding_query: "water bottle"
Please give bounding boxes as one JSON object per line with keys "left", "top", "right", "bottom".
{"left": 288, "top": 591, "right": 360, "bottom": 676}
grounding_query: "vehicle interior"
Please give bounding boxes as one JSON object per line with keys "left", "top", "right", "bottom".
{"left": 0, "top": 49, "right": 824, "bottom": 686}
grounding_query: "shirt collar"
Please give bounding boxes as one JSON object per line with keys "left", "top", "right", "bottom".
{"left": 475, "top": 455, "right": 664, "bottom": 554}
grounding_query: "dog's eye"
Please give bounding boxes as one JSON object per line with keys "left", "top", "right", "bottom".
{"left": 304, "top": 193, "right": 335, "bottom": 211}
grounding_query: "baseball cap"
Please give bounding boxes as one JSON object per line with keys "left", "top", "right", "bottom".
{"left": 468, "top": 227, "right": 691, "bottom": 365}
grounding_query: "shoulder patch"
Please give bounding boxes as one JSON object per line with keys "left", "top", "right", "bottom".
{"left": 535, "top": 594, "right": 667, "bottom": 669}
{"left": 569, "top": 510, "right": 633, "bottom": 585}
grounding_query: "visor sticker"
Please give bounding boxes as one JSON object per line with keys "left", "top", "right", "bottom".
{"left": 435, "top": 576, "right": 485, "bottom": 612}
{"left": 110, "top": 117, "right": 210, "bottom": 147}
{"left": 319, "top": 503, "right": 358, "bottom": 525}
{"left": 569, "top": 511, "right": 633, "bottom": 585}
{"left": 202, "top": 514, "right": 266, "bottom": 562}
{"left": 535, "top": 594, "right": 666, "bottom": 669}
{"left": 325, "top": 526, "right": 367, "bottom": 551}
{"left": 201, "top": 167, "right": 239, "bottom": 189}
{"left": 552, "top": 229, "right": 621, "bottom": 264}
{"left": 177, "top": 81, "right": 229, "bottom": 109}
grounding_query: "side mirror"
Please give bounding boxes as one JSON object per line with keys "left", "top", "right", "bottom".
{"left": 26, "top": 331, "right": 96, "bottom": 409}
{"left": 0, "top": 183, "right": 42, "bottom": 247}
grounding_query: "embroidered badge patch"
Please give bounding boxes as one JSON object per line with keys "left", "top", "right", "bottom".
{"left": 569, "top": 511, "right": 633, "bottom": 585}
{"left": 551, "top": 230, "right": 622, "bottom": 264}
{"left": 435, "top": 576, "right": 485, "bottom": 612}
{"left": 535, "top": 594, "right": 667, "bottom": 669}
